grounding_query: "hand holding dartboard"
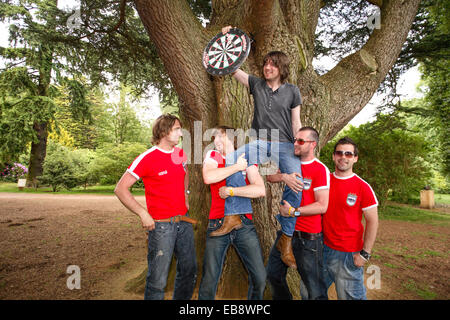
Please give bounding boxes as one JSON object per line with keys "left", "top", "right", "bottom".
{"left": 202, "top": 28, "right": 251, "bottom": 76}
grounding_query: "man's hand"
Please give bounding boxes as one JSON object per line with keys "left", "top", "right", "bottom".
{"left": 282, "top": 173, "right": 303, "bottom": 193}
{"left": 140, "top": 214, "right": 155, "bottom": 232}
{"left": 219, "top": 186, "right": 231, "bottom": 199}
{"left": 279, "top": 200, "right": 294, "bottom": 217}
{"left": 222, "top": 25, "right": 232, "bottom": 34}
{"left": 235, "top": 153, "right": 248, "bottom": 171}
{"left": 353, "top": 253, "right": 367, "bottom": 268}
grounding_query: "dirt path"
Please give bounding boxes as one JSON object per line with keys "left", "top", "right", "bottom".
{"left": 0, "top": 193, "right": 448, "bottom": 300}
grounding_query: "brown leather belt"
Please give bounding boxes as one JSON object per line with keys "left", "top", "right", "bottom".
{"left": 154, "top": 215, "right": 198, "bottom": 225}
{"left": 293, "top": 231, "right": 322, "bottom": 241}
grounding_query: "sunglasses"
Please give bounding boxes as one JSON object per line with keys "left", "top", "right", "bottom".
{"left": 294, "top": 138, "right": 314, "bottom": 145}
{"left": 334, "top": 150, "right": 355, "bottom": 158}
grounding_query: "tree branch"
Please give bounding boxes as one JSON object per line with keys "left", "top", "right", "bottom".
{"left": 133, "top": 0, "right": 215, "bottom": 123}
{"left": 320, "top": 0, "right": 421, "bottom": 142}
{"left": 366, "top": 0, "right": 383, "bottom": 7}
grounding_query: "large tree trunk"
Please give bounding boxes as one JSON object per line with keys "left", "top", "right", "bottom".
{"left": 27, "top": 41, "right": 54, "bottom": 187}
{"left": 134, "top": 0, "right": 421, "bottom": 299}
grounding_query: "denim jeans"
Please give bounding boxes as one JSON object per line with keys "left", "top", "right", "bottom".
{"left": 144, "top": 219, "right": 197, "bottom": 300}
{"left": 323, "top": 244, "right": 367, "bottom": 300}
{"left": 225, "top": 140, "right": 302, "bottom": 236}
{"left": 266, "top": 231, "right": 328, "bottom": 300}
{"left": 198, "top": 216, "right": 267, "bottom": 300}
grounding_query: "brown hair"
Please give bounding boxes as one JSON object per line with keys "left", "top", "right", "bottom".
{"left": 262, "top": 51, "right": 290, "bottom": 83}
{"left": 334, "top": 136, "right": 359, "bottom": 156}
{"left": 151, "top": 114, "right": 182, "bottom": 145}
{"left": 298, "top": 126, "right": 319, "bottom": 144}
{"left": 213, "top": 125, "right": 237, "bottom": 149}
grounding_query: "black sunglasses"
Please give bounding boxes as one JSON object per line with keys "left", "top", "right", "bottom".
{"left": 334, "top": 150, "right": 355, "bottom": 158}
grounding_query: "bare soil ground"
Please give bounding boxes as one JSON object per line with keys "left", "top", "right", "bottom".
{"left": 0, "top": 193, "right": 448, "bottom": 300}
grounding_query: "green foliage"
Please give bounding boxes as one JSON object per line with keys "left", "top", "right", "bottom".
{"left": 320, "top": 114, "right": 433, "bottom": 206}
{"left": 39, "top": 140, "right": 79, "bottom": 192}
{"left": 0, "top": 67, "right": 58, "bottom": 163}
{"left": 90, "top": 142, "right": 148, "bottom": 185}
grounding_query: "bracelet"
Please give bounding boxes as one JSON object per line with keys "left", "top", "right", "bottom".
{"left": 229, "top": 187, "right": 234, "bottom": 197}
{"left": 288, "top": 206, "right": 294, "bottom": 217}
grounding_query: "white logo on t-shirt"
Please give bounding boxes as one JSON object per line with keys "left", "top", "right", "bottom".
{"left": 346, "top": 193, "right": 357, "bottom": 206}
{"left": 158, "top": 170, "right": 168, "bottom": 176}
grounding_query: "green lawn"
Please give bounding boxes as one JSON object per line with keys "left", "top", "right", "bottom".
{"left": 435, "top": 193, "right": 450, "bottom": 205}
{"left": 380, "top": 203, "right": 450, "bottom": 226}
{"left": 0, "top": 182, "right": 145, "bottom": 195}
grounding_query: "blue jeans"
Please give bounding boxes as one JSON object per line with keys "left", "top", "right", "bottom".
{"left": 225, "top": 140, "right": 302, "bottom": 236}
{"left": 323, "top": 244, "right": 367, "bottom": 300}
{"left": 266, "top": 231, "right": 328, "bottom": 300}
{"left": 144, "top": 219, "right": 197, "bottom": 300}
{"left": 198, "top": 216, "right": 267, "bottom": 300}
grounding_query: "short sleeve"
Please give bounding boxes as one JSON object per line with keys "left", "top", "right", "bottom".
{"left": 291, "top": 86, "right": 302, "bottom": 108}
{"left": 361, "top": 181, "right": 378, "bottom": 211}
{"left": 312, "top": 163, "right": 330, "bottom": 191}
{"left": 127, "top": 152, "right": 151, "bottom": 180}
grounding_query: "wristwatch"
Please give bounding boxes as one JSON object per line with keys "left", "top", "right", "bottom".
{"left": 185, "top": 190, "right": 190, "bottom": 195}
{"left": 359, "top": 249, "right": 371, "bottom": 261}
{"left": 294, "top": 210, "right": 301, "bottom": 217}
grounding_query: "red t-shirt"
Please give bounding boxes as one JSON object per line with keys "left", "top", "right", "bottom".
{"left": 127, "top": 146, "right": 187, "bottom": 220}
{"left": 323, "top": 173, "right": 378, "bottom": 252}
{"left": 203, "top": 150, "right": 253, "bottom": 220}
{"left": 295, "top": 158, "right": 330, "bottom": 233}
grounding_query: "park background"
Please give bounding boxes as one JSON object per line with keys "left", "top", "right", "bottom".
{"left": 0, "top": 0, "right": 448, "bottom": 299}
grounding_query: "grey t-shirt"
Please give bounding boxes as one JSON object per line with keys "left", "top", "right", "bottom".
{"left": 248, "top": 75, "right": 302, "bottom": 142}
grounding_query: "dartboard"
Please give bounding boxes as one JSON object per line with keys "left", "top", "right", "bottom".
{"left": 203, "top": 28, "right": 251, "bottom": 76}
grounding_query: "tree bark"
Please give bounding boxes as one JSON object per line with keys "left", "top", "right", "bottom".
{"left": 133, "top": 0, "right": 421, "bottom": 299}
{"left": 27, "top": 43, "right": 54, "bottom": 187}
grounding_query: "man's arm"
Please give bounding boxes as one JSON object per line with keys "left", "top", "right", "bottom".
{"left": 184, "top": 167, "right": 189, "bottom": 210}
{"left": 114, "top": 171, "right": 155, "bottom": 231}
{"left": 219, "top": 165, "right": 266, "bottom": 199}
{"left": 291, "top": 105, "right": 302, "bottom": 135}
{"left": 267, "top": 169, "right": 303, "bottom": 193}
{"left": 362, "top": 207, "right": 378, "bottom": 254}
{"left": 354, "top": 207, "right": 379, "bottom": 267}
{"left": 203, "top": 153, "right": 247, "bottom": 185}
{"left": 279, "top": 188, "right": 329, "bottom": 217}
{"left": 231, "top": 69, "right": 249, "bottom": 88}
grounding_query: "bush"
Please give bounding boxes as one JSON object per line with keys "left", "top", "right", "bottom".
{"left": 39, "top": 141, "right": 78, "bottom": 191}
{"left": 0, "top": 162, "right": 28, "bottom": 182}
{"left": 90, "top": 142, "right": 149, "bottom": 185}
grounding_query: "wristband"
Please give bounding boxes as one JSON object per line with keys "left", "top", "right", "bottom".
{"left": 288, "top": 206, "right": 294, "bottom": 217}
{"left": 229, "top": 187, "right": 234, "bottom": 197}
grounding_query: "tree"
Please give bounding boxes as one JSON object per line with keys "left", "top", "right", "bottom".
{"left": 128, "top": 0, "right": 422, "bottom": 298}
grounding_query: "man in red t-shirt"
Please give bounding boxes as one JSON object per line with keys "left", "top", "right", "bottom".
{"left": 198, "top": 125, "right": 267, "bottom": 300}
{"left": 322, "top": 137, "right": 379, "bottom": 300}
{"left": 114, "top": 114, "right": 197, "bottom": 300}
{"left": 266, "top": 127, "right": 329, "bottom": 300}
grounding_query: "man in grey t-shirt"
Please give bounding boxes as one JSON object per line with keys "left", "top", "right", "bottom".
{"left": 210, "top": 26, "right": 304, "bottom": 270}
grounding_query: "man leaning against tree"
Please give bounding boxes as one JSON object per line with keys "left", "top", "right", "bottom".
{"left": 114, "top": 114, "right": 197, "bottom": 300}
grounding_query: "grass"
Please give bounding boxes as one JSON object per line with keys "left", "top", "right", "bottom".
{"left": 380, "top": 204, "right": 450, "bottom": 226}
{"left": 402, "top": 279, "right": 437, "bottom": 300}
{"left": 0, "top": 182, "right": 145, "bottom": 195}
{"left": 435, "top": 193, "right": 450, "bottom": 205}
